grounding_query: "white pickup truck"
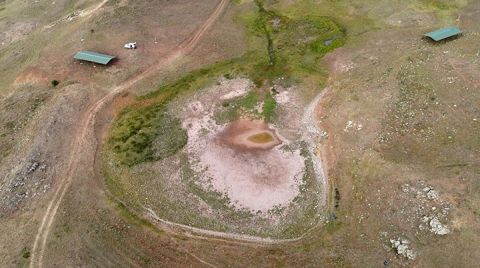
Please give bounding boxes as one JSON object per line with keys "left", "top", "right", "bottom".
{"left": 124, "top": 42, "right": 137, "bottom": 49}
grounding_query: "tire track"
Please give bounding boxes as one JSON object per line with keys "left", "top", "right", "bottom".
{"left": 29, "top": 1, "right": 229, "bottom": 267}
{"left": 43, "top": 0, "right": 110, "bottom": 31}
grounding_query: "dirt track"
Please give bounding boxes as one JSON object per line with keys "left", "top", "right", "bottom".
{"left": 42, "top": 0, "right": 110, "bottom": 31}
{"left": 29, "top": 0, "right": 229, "bottom": 267}
{"left": 145, "top": 207, "right": 310, "bottom": 245}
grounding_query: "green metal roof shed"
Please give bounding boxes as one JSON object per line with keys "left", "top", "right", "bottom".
{"left": 74, "top": 51, "right": 116, "bottom": 65}
{"left": 425, "top": 27, "right": 462, "bottom": 41}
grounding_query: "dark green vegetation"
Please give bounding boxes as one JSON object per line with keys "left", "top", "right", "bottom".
{"left": 20, "top": 247, "right": 30, "bottom": 259}
{"left": 262, "top": 92, "right": 277, "bottom": 122}
{"left": 2, "top": 0, "right": 476, "bottom": 266}
{"left": 108, "top": 104, "right": 187, "bottom": 166}
{"left": 51, "top": 80, "right": 59, "bottom": 87}
{"left": 247, "top": 0, "right": 346, "bottom": 87}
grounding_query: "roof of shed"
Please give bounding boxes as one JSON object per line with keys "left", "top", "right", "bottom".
{"left": 425, "top": 27, "right": 462, "bottom": 41}
{"left": 74, "top": 51, "right": 116, "bottom": 65}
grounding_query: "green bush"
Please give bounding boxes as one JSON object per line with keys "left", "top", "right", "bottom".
{"left": 21, "top": 247, "right": 30, "bottom": 259}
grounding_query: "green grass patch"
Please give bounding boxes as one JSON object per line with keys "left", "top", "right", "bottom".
{"left": 262, "top": 92, "right": 277, "bottom": 122}
{"left": 419, "top": 0, "right": 459, "bottom": 10}
{"left": 108, "top": 104, "right": 187, "bottom": 166}
{"left": 229, "top": 1, "right": 346, "bottom": 89}
{"left": 214, "top": 89, "right": 277, "bottom": 124}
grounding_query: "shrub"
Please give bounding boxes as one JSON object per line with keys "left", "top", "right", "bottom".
{"left": 21, "top": 247, "right": 30, "bottom": 259}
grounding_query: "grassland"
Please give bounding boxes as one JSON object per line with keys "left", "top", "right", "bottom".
{"left": 108, "top": 104, "right": 187, "bottom": 166}
{"left": 106, "top": 0, "right": 468, "bottom": 242}
{"left": 103, "top": 0, "right": 348, "bottom": 239}
{"left": 13, "top": 0, "right": 478, "bottom": 266}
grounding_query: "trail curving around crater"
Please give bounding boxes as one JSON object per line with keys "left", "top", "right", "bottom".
{"left": 140, "top": 88, "right": 331, "bottom": 245}
{"left": 29, "top": 0, "right": 229, "bottom": 267}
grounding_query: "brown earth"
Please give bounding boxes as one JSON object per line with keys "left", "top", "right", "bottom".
{"left": 217, "top": 119, "right": 281, "bottom": 151}
{"left": 1, "top": 0, "right": 480, "bottom": 267}
{"left": 0, "top": 0, "right": 233, "bottom": 267}
{"left": 29, "top": 0, "right": 231, "bottom": 266}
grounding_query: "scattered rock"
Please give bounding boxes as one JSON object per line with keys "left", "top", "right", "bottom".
{"left": 426, "top": 189, "right": 438, "bottom": 200}
{"left": 429, "top": 217, "right": 450, "bottom": 235}
{"left": 401, "top": 183, "right": 410, "bottom": 193}
{"left": 27, "top": 162, "right": 39, "bottom": 174}
{"left": 344, "top": 120, "right": 363, "bottom": 132}
{"left": 344, "top": 120, "right": 354, "bottom": 132}
{"left": 39, "top": 164, "right": 47, "bottom": 171}
{"left": 390, "top": 238, "right": 417, "bottom": 260}
{"left": 400, "top": 182, "right": 453, "bottom": 236}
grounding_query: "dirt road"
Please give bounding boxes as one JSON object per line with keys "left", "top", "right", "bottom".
{"left": 43, "top": 0, "right": 110, "bottom": 30}
{"left": 29, "top": 0, "right": 229, "bottom": 267}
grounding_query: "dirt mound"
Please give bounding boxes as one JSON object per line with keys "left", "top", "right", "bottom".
{"left": 216, "top": 120, "right": 281, "bottom": 151}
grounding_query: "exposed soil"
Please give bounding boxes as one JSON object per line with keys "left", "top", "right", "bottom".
{"left": 181, "top": 79, "right": 317, "bottom": 213}
{"left": 196, "top": 132, "right": 304, "bottom": 212}
{"left": 217, "top": 120, "right": 281, "bottom": 151}
{"left": 0, "top": 21, "right": 35, "bottom": 47}
{"left": 13, "top": 67, "right": 50, "bottom": 87}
